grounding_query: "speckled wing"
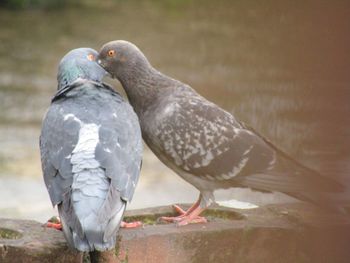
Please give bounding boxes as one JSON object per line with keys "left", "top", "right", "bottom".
{"left": 150, "top": 87, "right": 341, "bottom": 194}
{"left": 151, "top": 88, "right": 271, "bottom": 176}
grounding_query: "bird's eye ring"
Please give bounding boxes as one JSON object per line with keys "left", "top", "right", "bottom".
{"left": 87, "top": 54, "right": 95, "bottom": 61}
{"left": 108, "top": 50, "right": 116, "bottom": 57}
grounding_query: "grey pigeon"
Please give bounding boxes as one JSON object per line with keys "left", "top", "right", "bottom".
{"left": 97, "top": 40, "right": 344, "bottom": 226}
{"left": 40, "top": 48, "right": 142, "bottom": 252}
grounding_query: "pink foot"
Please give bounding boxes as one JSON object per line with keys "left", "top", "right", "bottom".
{"left": 45, "top": 216, "right": 62, "bottom": 230}
{"left": 45, "top": 217, "right": 142, "bottom": 230}
{"left": 160, "top": 204, "right": 207, "bottom": 226}
{"left": 160, "top": 204, "right": 188, "bottom": 222}
{"left": 172, "top": 204, "right": 188, "bottom": 215}
{"left": 120, "top": 221, "right": 143, "bottom": 228}
{"left": 176, "top": 215, "right": 207, "bottom": 226}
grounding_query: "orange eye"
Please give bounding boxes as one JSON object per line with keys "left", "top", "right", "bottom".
{"left": 108, "top": 50, "right": 116, "bottom": 57}
{"left": 87, "top": 54, "right": 95, "bottom": 61}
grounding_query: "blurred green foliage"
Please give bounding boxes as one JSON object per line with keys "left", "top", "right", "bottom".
{"left": 0, "top": 0, "right": 193, "bottom": 10}
{"left": 0, "top": 0, "right": 73, "bottom": 9}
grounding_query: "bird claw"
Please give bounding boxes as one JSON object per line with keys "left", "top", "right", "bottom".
{"left": 160, "top": 205, "right": 207, "bottom": 225}
{"left": 46, "top": 222, "right": 63, "bottom": 230}
{"left": 160, "top": 215, "right": 185, "bottom": 223}
{"left": 160, "top": 214, "right": 207, "bottom": 225}
{"left": 159, "top": 204, "right": 188, "bottom": 223}
{"left": 45, "top": 217, "right": 143, "bottom": 230}
{"left": 160, "top": 205, "right": 187, "bottom": 223}
{"left": 160, "top": 203, "right": 207, "bottom": 226}
{"left": 120, "top": 221, "right": 143, "bottom": 228}
{"left": 172, "top": 204, "right": 187, "bottom": 215}
{"left": 45, "top": 216, "right": 62, "bottom": 230}
{"left": 176, "top": 216, "right": 207, "bottom": 226}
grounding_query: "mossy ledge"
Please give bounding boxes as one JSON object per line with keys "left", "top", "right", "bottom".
{"left": 1, "top": 203, "right": 350, "bottom": 263}
{"left": 0, "top": 228, "right": 23, "bottom": 239}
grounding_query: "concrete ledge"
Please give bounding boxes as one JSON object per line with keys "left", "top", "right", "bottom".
{"left": 1, "top": 203, "right": 350, "bottom": 263}
{"left": 0, "top": 218, "right": 81, "bottom": 263}
{"left": 120, "top": 203, "right": 350, "bottom": 263}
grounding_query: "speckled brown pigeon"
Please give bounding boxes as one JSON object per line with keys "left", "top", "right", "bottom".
{"left": 97, "top": 40, "right": 344, "bottom": 226}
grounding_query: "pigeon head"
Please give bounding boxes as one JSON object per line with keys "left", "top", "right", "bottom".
{"left": 97, "top": 40, "right": 151, "bottom": 81}
{"left": 57, "top": 48, "right": 107, "bottom": 90}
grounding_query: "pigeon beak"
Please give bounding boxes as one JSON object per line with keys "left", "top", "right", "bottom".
{"left": 97, "top": 57, "right": 105, "bottom": 68}
{"left": 97, "top": 57, "right": 114, "bottom": 78}
{"left": 95, "top": 59, "right": 110, "bottom": 77}
{"left": 97, "top": 59, "right": 111, "bottom": 77}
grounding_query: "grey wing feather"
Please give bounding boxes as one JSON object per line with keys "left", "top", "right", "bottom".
{"left": 40, "top": 102, "right": 84, "bottom": 239}
{"left": 40, "top": 82, "right": 142, "bottom": 249}
{"left": 100, "top": 187, "right": 126, "bottom": 241}
{"left": 95, "top": 98, "right": 142, "bottom": 203}
{"left": 40, "top": 104, "right": 79, "bottom": 206}
{"left": 94, "top": 91, "right": 142, "bottom": 233}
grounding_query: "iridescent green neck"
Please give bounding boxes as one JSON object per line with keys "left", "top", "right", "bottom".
{"left": 57, "top": 61, "right": 85, "bottom": 90}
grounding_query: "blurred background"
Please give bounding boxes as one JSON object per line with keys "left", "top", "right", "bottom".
{"left": 0, "top": 0, "right": 349, "bottom": 222}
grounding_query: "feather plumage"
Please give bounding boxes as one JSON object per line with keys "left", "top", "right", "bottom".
{"left": 40, "top": 79, "right": 142, "bottom": 251}
{"left": 98, "top": 40, "right": 344, "bottom": 214}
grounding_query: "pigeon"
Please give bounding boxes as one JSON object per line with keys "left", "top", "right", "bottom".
{"left": 40, "top": 48, "right": 143, "bottom": 253}
{"left": 97, "top": 40, "right": 344, "bottom": 226}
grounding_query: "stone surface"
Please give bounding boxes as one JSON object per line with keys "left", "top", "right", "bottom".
{"left": 119, "top": 203, "right": 350, "bottom": 263}
{"left": 1, "top": 203, "right": 350, "bottom": 263}
{"left": 0, "top": 218, "right": 81, "bottom": 263}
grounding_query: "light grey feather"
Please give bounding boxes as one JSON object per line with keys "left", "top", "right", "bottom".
{"left": 40, "top": 80, "right": 142, "bottom": 251}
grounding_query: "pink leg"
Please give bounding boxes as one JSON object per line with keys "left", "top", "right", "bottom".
{"left": 173, "top": 198, "right": 201, "bottom": 215}
{"left": 46, "top": 216, "right": 142, "bottom": 230}
{"left": 120, "top": 221, "right": 143, "bottom": 228}
{"left": 161, "top": 199, "right": 201, "bottom": 222}
{"left": 46, "top": 222, "right": 63, "bottom": 230}
{"left": 177, "top": 205, "right": 207, "bottom": 226}
{"left": 45, "top": 216, "right": 63, "bottom": 230}
{"left": 160, "top": 195, "right": 208, "bottom": 225}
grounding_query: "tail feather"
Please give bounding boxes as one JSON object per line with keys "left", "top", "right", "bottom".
{"left": 277, "top": 155, "right": 345, "bottom": 193}
{"left": 63, "top": 123, "right": 127, "bottom": 252}
{"left": 57, "top": 204, "right": 75, "bottom": 249}
{"left": 244, "top": 122, "right": 345, "bottom": 193}
{"left": 287, "top": 191, "right": 347, "bottom": 214}
{"left": 63, "top": 167, "right": 126, "bottom": 251}
{"left": 238, "top": 170, "right": 347, "bottom": 214}
{"left": 104, "top": 204, "right": 126, "bottom": 242}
